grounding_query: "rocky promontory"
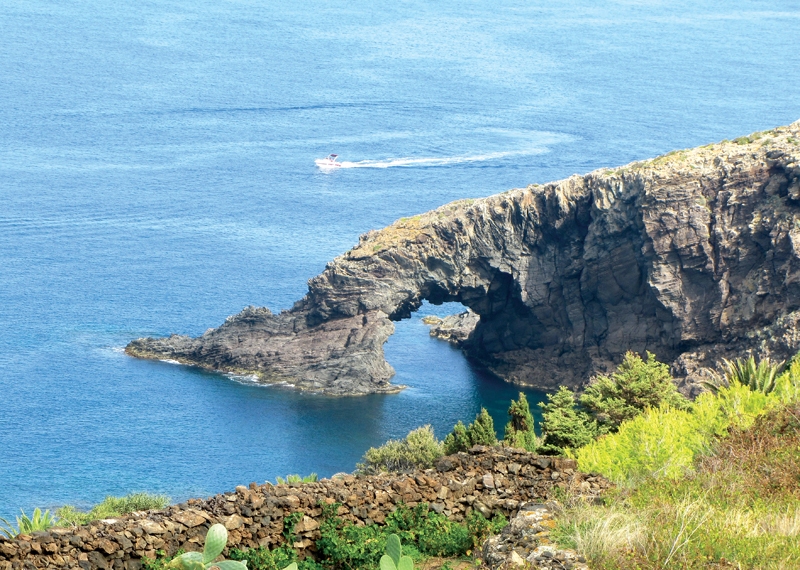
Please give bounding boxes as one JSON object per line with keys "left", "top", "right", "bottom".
{"left": 127, "top": 121, "right": 800, "bottom": 395}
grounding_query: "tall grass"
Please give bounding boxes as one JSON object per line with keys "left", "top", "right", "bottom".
{"left": 56, "top": 492, "right": 170, "bottom": 526}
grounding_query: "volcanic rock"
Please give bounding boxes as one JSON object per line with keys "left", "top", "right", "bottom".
{"left": 127, "top": 121, "right": 800, "bottom": 395}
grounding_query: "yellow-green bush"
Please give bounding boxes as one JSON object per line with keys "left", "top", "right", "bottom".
{"left": 574, "top": 404, "right": 719, "bottom": 485}
{"left": 574, "top": 368, "right": 800, "bottom": 486}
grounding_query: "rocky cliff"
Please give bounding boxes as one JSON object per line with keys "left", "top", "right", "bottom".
{"left": 127, "top": 121, "right": 800, "bottom": 395}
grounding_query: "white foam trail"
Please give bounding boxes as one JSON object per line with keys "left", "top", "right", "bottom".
{"left": 337, "top": 148, "right": 544, "bottom": 169}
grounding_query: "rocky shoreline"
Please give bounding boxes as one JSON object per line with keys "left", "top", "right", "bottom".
{"left": 127, "top": 121, "right": 800, "bottom": 396}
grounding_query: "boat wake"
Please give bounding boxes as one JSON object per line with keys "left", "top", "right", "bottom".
{"left": 336, "top": 148, "right": 544, "bottom": 169}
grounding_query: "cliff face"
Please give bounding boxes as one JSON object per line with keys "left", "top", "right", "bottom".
{"left": 127, "top": 121, "right": 800, "bottom": 395}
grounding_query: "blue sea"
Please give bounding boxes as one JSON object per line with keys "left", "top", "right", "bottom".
{"left": 1, "top": 0, "right": 799, "bottom": 520}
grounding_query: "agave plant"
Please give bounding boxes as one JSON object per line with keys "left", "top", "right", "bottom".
{"left": 165, "top": 523, "right": 247, "bottom": 569}
{"left": 17, "top": 508, "right": 57, "bottom": 534}
{"left": 380, "top": 534, "right": 414, "bottom": 570}
{"left": 0, "top": 508, "right": 57, "bottom": 537}
{"left": 703, "top": 356, "right": 785, "bottom": 394}
{"left": 275, "top": 473, "right": 318, "bottom": 485}
{"left": 0, "top": 516, "right": 17, "bottom": 539}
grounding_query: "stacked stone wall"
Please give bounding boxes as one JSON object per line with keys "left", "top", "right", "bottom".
{"left": 0, "top": 447, "right": 610, "bottom": 570}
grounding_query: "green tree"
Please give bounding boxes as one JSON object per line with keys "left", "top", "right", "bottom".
{"left": 442, "top": 421, "right": 470, "bottom": 455}
{"left": 539, "top": 386, "right": 598, "bottom": 455}
{"left": 503, "top": 393, "right": 538, "bottom": 452}
{"left": 443, "top": 408, "right": 497, "bottom": 454}
{"left": 579, "top": 351, "right": 688, "bottom": 433}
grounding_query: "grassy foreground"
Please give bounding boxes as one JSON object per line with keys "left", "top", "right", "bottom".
{"left": 553, "top": 397, "right": 800, "bottom": 568}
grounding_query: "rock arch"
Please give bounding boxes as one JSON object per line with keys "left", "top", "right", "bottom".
{"left": 127, "top": 122, "right": 800, "bottom": 395}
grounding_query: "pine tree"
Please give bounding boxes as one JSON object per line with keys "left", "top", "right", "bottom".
{"left": 468, "top": 408, "right": 497, "bottom": 447}
{"left": 579, "top": 351, "right": 688, "bottom": 433}
{"left": 539, "top": 386, "right": 598, "bottom": 455}
{"left": 442, "top": 408, "right": 497, "bottom": 454}
{"left": 442, "top": 421, "right": 470, "bottom": 455}
{"left": 503, "top": 393, "right": 538, "bottom": 452}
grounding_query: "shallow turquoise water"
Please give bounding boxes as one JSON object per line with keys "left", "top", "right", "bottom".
{"left": 1, "top": 0, "right": 799, "bottom": 518}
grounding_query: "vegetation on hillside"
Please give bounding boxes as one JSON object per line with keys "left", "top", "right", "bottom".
{"left": 144, "top": 503, "right": 506, "bottom": 570}
{"left": 8, "top": 350, "right": 800, "bottom": 570}
{"left": 554, "top": 400, "right": 800, "bottom": 569}
{"left": 354, "top": 352, "right": 800, "bottom": 568}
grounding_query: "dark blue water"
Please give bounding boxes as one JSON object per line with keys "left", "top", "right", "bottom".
{"left": 1, "top": 0, "right": 799, "bottom": 519}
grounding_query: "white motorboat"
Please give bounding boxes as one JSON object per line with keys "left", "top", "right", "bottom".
{"left": 315, "top": 154, "right": 342, "bottom": 169}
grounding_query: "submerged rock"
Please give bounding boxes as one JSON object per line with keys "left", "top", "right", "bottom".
{"left": 128, "top": 121, "right": 800, "bottom": 395}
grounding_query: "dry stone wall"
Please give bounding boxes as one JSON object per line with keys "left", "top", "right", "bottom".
{"left": 0, "top": 447, "right": 609, "bottom": 570}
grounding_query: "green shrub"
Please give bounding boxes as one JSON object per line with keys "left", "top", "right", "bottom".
{"left": 579, "top": 351, "right": 688, "bottom": 433}
{"left": 357, "top": 426, "right": 444, "bottom": 474}
{"left": 442, "top": 408, "right": 497, "bottom": 454}
{"left": 715, "top": 380, "right": 779, "bottom": 430}
{"left": 539, "top": 387, "right": 598, "bottom": 455}
{"left": 315, "top": 502, "right": 506, "bottom": 568}
{"left": 574, "top": 403, "right": 722, "bottom": 485}
{"left": 503, "top": 393, "right": 539, "bottom": 452}
{"left": 442, "top": 421, "right": 470, "bottom": 454}
{"left": 230, "top": 542, "right": 321, "bottom": 570}
{"left": 56, "top": 492, "right": 170, "bottom": 526}
{"left": 315, "top": 505, "right": 399, "bottom": 570}
{"left": 775, "top": 356, "right": 800, "bottom": 403}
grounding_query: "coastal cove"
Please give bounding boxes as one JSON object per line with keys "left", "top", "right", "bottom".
{"left": 2, "top": 0, "right": 800, "bottom": 522}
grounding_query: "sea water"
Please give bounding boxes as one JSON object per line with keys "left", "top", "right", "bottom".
{"left": 1, "top": 0, "right": 799, "bottom": 518}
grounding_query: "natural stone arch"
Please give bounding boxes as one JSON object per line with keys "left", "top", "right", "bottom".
{"left": 127, "top": 122, "right": 800, "bottom": 395}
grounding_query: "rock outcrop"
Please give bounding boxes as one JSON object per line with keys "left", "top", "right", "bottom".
{"left": 423, "top": 310, "right": 481, "bottom": 346}
{"left": 127, "top": 122, "right": 800, "bottom": 395}
{"left": 481, "top": 502, "right": 589, "bottom": 570}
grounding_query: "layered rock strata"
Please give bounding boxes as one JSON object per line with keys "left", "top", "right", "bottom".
{"left": 0, "top": 447, "right": 608, "bottom": 570}
{"left": 128, "top": 121, "right": 800, "bottom": 394}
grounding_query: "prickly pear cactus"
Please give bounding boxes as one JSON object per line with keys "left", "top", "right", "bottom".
{"left": 380, "top": 534, "right": 413, "bottom": 570}
{"left": 165, "top": 523, "right": 247, "bottom": 570}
